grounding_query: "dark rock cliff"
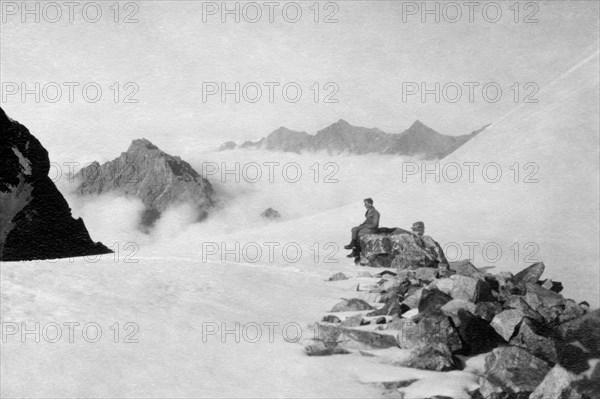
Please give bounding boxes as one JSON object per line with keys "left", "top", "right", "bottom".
{"left": 0, "top": 107, "right": 111, "bottom": 261}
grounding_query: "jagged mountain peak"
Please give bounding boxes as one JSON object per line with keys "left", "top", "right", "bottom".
{"left": 128, "top": 138, "right": 160, "bottom": 152}
{"left": 76, "top": 139, "right": 214, "bottom": 229}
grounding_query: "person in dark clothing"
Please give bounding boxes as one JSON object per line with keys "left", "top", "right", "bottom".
{"left": 410, "top": 221, "right": 449, "bottom": 266}
{"left": 344, "top": 198, "right": 380, "bottom": 251}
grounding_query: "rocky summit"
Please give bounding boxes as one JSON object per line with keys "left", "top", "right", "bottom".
{"left": 75, "top": 139, "right": 214, "bottom": 228}
{"left": 0, "top": 107, "right": 111, "bottom": 261}
{"left": 308, "top": 230, "right": 599, "bottom": 398}
{"left": 220, "top": 119, "right": 488, "bottom": 160}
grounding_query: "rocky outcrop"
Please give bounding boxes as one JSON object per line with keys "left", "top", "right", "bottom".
{"left": 306, "top": 258, "right": 597, "bottom": 398}
{"left": 0, "top": 107, "right": 111, "bottom": 261}
{"left": 220, "top": 119, "right": 487, "bottom": 160}
{"left": 75, "top": 139, "right": 214, "bottom": 228}
{"left": 357, "top": 231, "right": 447, "bottom": 269}
{"left": 260, "top": 207, "right": 281, "bottom": 220}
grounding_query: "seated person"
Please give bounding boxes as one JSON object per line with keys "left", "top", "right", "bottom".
{"left": 344, "top": 198, "right": 380, "bottom": 255}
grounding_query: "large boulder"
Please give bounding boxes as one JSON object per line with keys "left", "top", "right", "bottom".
{"left": 448, "top": 260, "right": 485, "bottom": 280}
{"left": 449, "top": 275, "right": 495, "bottom": 303}
{"left": 418, "top": 288, "right": 452, "bottom": 315}
{"left": 75, "top": 138, "right": 214, "bottom": 228}
{"left": 455, "top": 309, "right": 505, "bottom": 355}
{"left": 441, "top": 299, "right": 477, "bottom": 325}
{"left": 490, "top": 309, "right": 526, "bottom": 341}
{"left": 509, "top": 318, "right": 559, "bottom": 363}
{"left": 359, "top": 232, "right": 442, "bottom": 269}
{"left": 394, "top": 313, "right": 462, "bottom": 352}
{"left": 479, "top": 346, "right": 551, "bottom": 397}
{"left": 0, "top": 107, "right": 111, "bottom": 261}
{"left": 513, "top": 262, "right": 545, "bottom": 285}
{"left": 524, "top": 282, "right": 567, "bottom": 323}
{"left": 559, "top": 309, "right": 600, "bottom": 356}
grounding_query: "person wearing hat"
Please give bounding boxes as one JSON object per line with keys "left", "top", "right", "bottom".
{"left": 411, "top": 221, "right": 425, "bottom": 236}
{"left": 410, "top": 221, "right": 449, "bottom": 266}
{"left": 344, "top": 198, "right": 380, "bottom": 251}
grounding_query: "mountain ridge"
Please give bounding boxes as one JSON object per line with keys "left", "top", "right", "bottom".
{"left": 219, "top": 119, "right": 488, "bottom": 159}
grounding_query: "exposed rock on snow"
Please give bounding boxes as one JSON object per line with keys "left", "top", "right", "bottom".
{"left": 260, "top": 207, "right": 281, "bottom": 220}
{"left": 306, "top": 258, "right": 597, "bottom": 398}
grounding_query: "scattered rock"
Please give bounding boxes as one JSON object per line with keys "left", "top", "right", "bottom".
{"left": 448, "top": 260, "right": 485, "bottom": 280}
{"left": 490, "top": 309, "right": 525, "bottom": 341}
{"left": 341, "top": 314, "right": 364, "bottom": 327}
{"left": 415, "top": 267, "right": 438, "bottom": 283}
{"left": 375, "top": 270, "right": 397, "bottom": 278}
{"left": 503, "top": 296, "right": 544, "bottom": 323}
{"left": 450, "top": 275, "right": 494, "bottom": 303}
{"left": 474, "top": 301, "right": 503, "bottom": 322}
{"left": 539, "top": 278, "right": 564, "bottom": 293}
{"left": 402, "top": 288, "right": 424, "bottom": 309}
{"left": 513, "top": 262, "right": 545, "bottom": 285}
{"left": 305, "top": 341, "right": 351, "bottom": 356}
{"left": 525, "top": 282, "right": 566, "bottom": 323}
{"left": 509, "top": 318, "right": 559, "bottom": 363}
{"left": 455, "top": 309, "right": 505, "bottom": 355}
{"left": 480, "top": 346, "right": 551, "bottom": 397}
{"left": 559, "top": 299, "right": 586, "bottom": 323}
{"left": 440, "top": 299, "right": 477, "bottom": 325}
{"left": 400, "top": 343, "right": 458, "bottom": 371}
{"left": 529, "top": 363, "right": 588, "bottom": 399}
{"left": 322, "top": 315, "right": 341, "bottom": 324}
{"left": 396, "top": 313, "right": 462, "bottom": 352}
{"left": 418, "top": 288, "right": 452, "bottom": 316}
{"left": 328, "top": 272, "right": 349, "bottom": 281}
{"left": 316, "top": 323, "right": 399, "bottom": 350}
{"left": 559, "top": 309, "right": 600, "bottom": 356}
{"left": 330, "top": 298, "right": 374, "bottom": 312}
{"left": 260, "top": 207, "right": 281, "bottom": 220}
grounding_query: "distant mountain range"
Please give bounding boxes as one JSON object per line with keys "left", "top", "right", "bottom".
{"left": 219, "top": 119, "right": 489, "bottom": 159}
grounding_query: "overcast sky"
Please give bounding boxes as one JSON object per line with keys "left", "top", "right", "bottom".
{"left": 1, "top": 1, "right": 598, "bottom": 160}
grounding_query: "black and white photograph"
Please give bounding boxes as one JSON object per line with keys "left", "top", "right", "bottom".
{"left": 1, "top": 1, "right": 599, "bottom": 398}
